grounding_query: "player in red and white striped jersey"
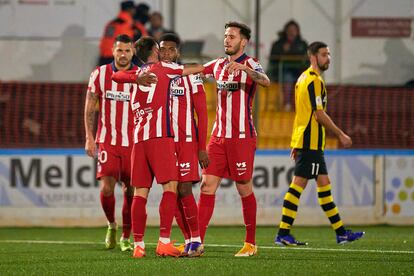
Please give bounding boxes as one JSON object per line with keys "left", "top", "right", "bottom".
{"left": 112, "top": 36, "right": 205, "bottom": 258}
{"left": 84, "top": 34, "right": 137, "bottom": 252}
{"left": 158, "top": 33, "right": 209, "bottom": 257}
{"left": 199, "top": 22, "right": 270, "bottom": 257}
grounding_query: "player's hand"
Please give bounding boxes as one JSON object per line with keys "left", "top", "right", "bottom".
{"left": 136, "top": 72, "right": 157, "bottom": 86}
{"left": 85, "top": 138, "right": 97, "bottom": 158}
{"left": 227, "top": 61, "right": 247, "bottom": 75}
{"left": 198, "top": 150, "right": 210, "bottom": 169}
{"left": 290, "top": 148, "right": 297, "bottom": 160}
{"left": 339, "top": 133, "right": 352, "bottom": 148}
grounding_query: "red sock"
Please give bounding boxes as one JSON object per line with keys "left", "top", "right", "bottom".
{"left": 181, "top": 194, "right": 200, "bottom": 238}
{"left": 241, "top": 193, "right": 257, "bottom": 245}
{"left": 198, "top": 193, "right": 215, "bottom": 242}
{"left": 131, "top": 196, "right": 147, "bottom": 242}
{"left": 121, "top": 194, "right": 133, "bottom": 239}
{"left": 175, "top": 198, "right": 191, "bottom": 240}
{"left": 100, "top": 192, "right": 115, "bottom": 223}
{"left": 159, "top": 191, "right": 177, "bottom": 239}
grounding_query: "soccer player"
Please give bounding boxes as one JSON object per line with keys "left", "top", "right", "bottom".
{"left": 158, "top": 33, "right": 209, "bottom": 257}
{"left": 111, "top": 36, "right": 204, "bottom": 258}
{"left": 274, "top": 41, "right": 365, "bottom": 246}
{"left": 199, "top": 22, "right": 270, "bottom": 257}
{"left": 84, "top": 34, "right": 136, "bottom": 252}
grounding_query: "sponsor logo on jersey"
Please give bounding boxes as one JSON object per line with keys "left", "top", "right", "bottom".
{"left": 236, "top": 162, "right": 247, "bottom": 168}
{"left": 105, "top": 90, "right": 130, "bottom": 102}
{"left": 217, "top": 80, "right": 239, "bottom": 91}
{"left": 179, "top": 162, "right": 191, "bottom": 172}
{"left": 190, "top": 74, "right": 203, "bottom": 84}
{"left": 236, "top": 161, "right": 247, "bottom": 174}
{"left": 170, "top": 86, "right": 185, "bottom": 96}
{"left": 180, "top": 162, "right": 190, "bottom": 169}
{"left": 131, "top": 102, "right": 152, "bottom": 118}
{"left": 316, "top": 96, "right": 323, "bottom": 106}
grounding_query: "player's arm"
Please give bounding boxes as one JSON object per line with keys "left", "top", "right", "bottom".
{"left": 227, "top": 61, "right": 270, "bottom": 87}
{"left": 192, "top": 88, "right": 209, "bottom": 169}
{"left": 112, "top": 69, "right": 157, "bottom": 86}
{"left": 309, "top": 78, "right": 352, "bottom": 148}
{"left": 84, "top": 90, "right": 98, "bottom": 157}
{"left": 314, "top": 110, "right": 352, "bottom": 148}
{"left": 182, "top": 64, "right": 205, "bottom": 76}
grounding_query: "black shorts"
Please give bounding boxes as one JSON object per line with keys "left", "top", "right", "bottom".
{"left": 294, "top": 149, "right": 328, "bottom": 179}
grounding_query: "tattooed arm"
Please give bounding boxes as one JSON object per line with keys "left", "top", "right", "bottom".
{"left": 246, "top": 69, "right": 271, "bottom": 87}
{"left": 84, "top": 91, "right": 98, "bottom": 157}
{"left": 227, "top": 61, "right": 270, "bottom": 87}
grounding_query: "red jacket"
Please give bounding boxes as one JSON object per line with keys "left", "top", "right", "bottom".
{"left": 99, "top": 11, "right": 135, "bottom": 58}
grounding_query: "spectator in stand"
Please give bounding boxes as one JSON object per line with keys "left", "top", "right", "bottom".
{"left": 148, "top": 12, "right": 174, "bottom": 41}
{"left": 134, "top": 3, "right": 151, "bottom": 27}
{"left": 98, "top": 1, "right": 136, "bottom": 66}
{"left": 131, "top": 3, "right": 150, "bottom": 66}
{"left": 132, "top": 4, "right": 149, "bottom": 42}
{"left": 267, "top": 20, "right": 308, "bottom": 111}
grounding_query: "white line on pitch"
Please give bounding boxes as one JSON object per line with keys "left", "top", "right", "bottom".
{"left": 0, "top": 240, "right": 413, "bottom": 255}
{"left": 206, "top": 243, "right": 414, "bottom": 255}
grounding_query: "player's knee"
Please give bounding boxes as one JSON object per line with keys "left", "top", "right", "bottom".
{"left": 162, "top": 181, "right": 178, "bottom": 193}
{"left": 200, "top": 175, "right": 221, "bottom": 194}
{"left": 100, "top": 177, "right": 116, "bottom": 196}
{"left": 178, "top": 182, "right": 193, "bottom": 197}
{"left": 236, "top": 180, "right": 253, "bottom": 197}
{"left": 124, "top": 184, "right": 134, "bottom": 196}
{"left": 100, "top": 185, "right": 114, "bottom": 196}
{"left": 200, "top": 180, "right": 215, "bottom": 194}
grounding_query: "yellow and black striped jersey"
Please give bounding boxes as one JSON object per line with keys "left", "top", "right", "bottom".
{"left": 290, "top": 67, "right": 327, "bottom": 151}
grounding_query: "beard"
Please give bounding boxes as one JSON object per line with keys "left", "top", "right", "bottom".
{"left": 224, "top": 41, "right": 241, "bottom": 55}
{"left": 317, "top": 61, "right": 329, "bottom": 71}
{"left": 115, "top": 57, "right": 130, "bottom": 68}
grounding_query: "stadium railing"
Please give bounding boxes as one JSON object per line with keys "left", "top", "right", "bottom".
{"left": 0, "top": 81, "right": 413, "bottom": 149}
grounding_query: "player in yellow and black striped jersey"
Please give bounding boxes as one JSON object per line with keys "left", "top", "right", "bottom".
{"left": 274, "top": 41, "right": 365, "bottom": 246}
{"left": 291, "top": 66, "right": 327, "bottom": 151}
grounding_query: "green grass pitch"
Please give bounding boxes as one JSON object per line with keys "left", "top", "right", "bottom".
{"left": 0, "top": 226, "right": 413, "bottom": 275}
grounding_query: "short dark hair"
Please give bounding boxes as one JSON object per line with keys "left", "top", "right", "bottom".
{"left": 134, "top": 36, "right": 158, "bottom": 63}
{"left": 225, "top": 21, "right": 251, "bottom": 40}
{"left": 114, "top": 34, "right": 133, "bottom": 45}
{"left": 308, "top": 41, "right": 328, "bottom": 56}
{"left": 120, "top": 0, "right": 134, "bottom": 11}
{"left": 159, "top": 33, "right": 181, "bottom": 48}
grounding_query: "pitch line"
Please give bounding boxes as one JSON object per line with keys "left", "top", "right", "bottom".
{"left": 0, "top": 240, "right": 413, "bottom": 255}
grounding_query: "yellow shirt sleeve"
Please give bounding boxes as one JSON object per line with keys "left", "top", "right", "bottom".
{"left": 308, "top": 77, "right": 323, "bottom": 110}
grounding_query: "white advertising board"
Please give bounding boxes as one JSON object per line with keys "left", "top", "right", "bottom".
{"left": 0, "top": 151, "right": 380, "bottom": 226}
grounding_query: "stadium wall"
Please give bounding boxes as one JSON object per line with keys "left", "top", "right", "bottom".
{"left": 0, "top": 0, "right": 413, "bottom": 85}
{"left": 1, "top": 149, "right": 413, "bottom": 227}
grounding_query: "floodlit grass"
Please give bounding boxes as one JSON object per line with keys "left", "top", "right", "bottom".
{"left": 0, "top": 226, "right": 413, "bottom": 275}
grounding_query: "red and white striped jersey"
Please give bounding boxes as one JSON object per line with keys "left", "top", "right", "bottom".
{"left": 203, "top": 53, "right": 264, "bottom": 139}
{"left": 87, "top": 62, "right": 138, "bottom": 147}
{"left": 130, "top": 62, "right": 184, "bottom": 143}
{"left": 170, "top": 74, "right": 207, "bottom": 146}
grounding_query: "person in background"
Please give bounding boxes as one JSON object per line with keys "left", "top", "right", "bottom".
{"left": 98, "top": 1, "right": 136, "bottom": 66}
{"left": 134, "top": 3, "right": 151, "bottom": 28}
{"left": 131, "top": 3, "right": 151, "bottom": 66}
{"left": 148, "top": 12, "right": 173, "bottom": 41}
{"left": 132, "top": 3, "right": 149, "bottom": 42}
{"left": 267, "top": 20, "right": 308, "bottom": 111}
